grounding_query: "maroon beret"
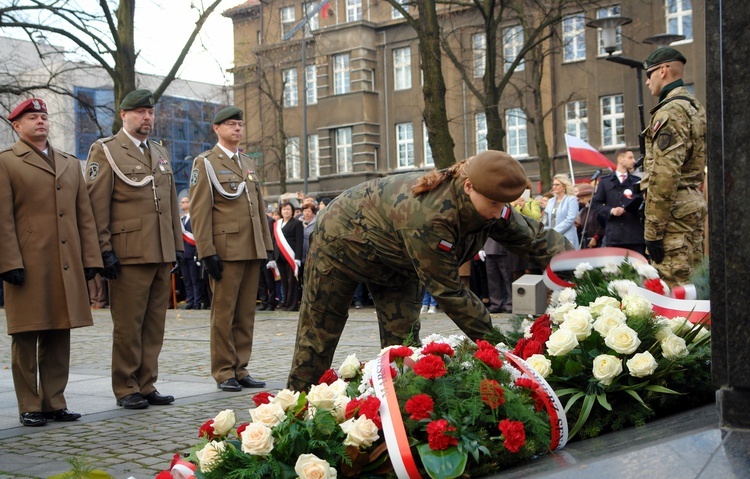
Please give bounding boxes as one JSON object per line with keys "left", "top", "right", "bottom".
{"left": 8, "top": 98, "right": 48, "bottom": 122}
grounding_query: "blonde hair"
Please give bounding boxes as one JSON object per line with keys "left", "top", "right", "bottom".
{"left": 412, "top": 159, "right": 468, "bottom": 196}
{"left": 553, "top": 174, "right": 575, "bottom": 195}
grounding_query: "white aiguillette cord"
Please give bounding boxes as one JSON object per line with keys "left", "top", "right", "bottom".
{"left": 203, "top": 157, "right": 251, "bottom": 208}
{"left": 100, "top": 141, "right": 160, "bottom": 212}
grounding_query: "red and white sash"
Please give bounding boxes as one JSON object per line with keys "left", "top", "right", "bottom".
{"left": 181, "top": 215, "right": 195, "bottom": 246}
{"left": 274, "top": 220, "right": 298, "bottom": 278}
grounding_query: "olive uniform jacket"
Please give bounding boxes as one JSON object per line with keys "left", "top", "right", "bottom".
{"left": 85, "top": 129, "right": 183, "bottom": 263}
{"left": 188, "top": 145, "right": 273, "bottom": 261}
{"left": 0, "top": 140, "right": 102, "bottom": 334}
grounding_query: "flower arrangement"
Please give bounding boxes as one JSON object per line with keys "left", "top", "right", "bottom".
{"left": 510, "top": 256, "right": 712, "bottom": 439}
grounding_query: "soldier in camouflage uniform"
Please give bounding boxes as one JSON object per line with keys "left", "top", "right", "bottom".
{"left": 287, "top": 150, "right": 573, "bottom": 391}
{"left": 641, "top": 47, "right": 707, "bottom": 287}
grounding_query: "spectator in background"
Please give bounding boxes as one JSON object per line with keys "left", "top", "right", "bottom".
{"left": 510, "top": 181, "right": 543, "bottom": 279}
{"left": 258, "top": 207, "right": 278, "bottom": 311}
{"left": 272, "top": 202, "right": 303, "bottom": 311}
{"left": 575, "top": 183, "right": 606, "bottom": 249}
{"left": 300, "top": 201, "right": 318, "bottom": 290}
{"left": 544, "top": 174, "right": 579, "bottom": 249}
{"left": 318, "top": 197, "right": 331, "bottom": 211}
{"left": 421, "top": 290, "right": 437, "bottom": 314}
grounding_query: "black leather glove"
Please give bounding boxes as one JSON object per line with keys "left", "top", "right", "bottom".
{"left": 84, "top": 267, "right": 101, "bottom": 281}
{"left": 202, "top": 254, "right": 223, "bottom": 280}
{"left": 101, "top": 250, "right": 122, "bottom": 280}
{"left": 175, "top": 251, "right": 184, "bottom": 264}
{"left": 646, "top": 239, "right": 665, "bottom": 264}
{"left": 0, "top": 268, "right": 24, "bottom": 285}
{"left": 170, "top": 251, "right": 185, "bottom": 274}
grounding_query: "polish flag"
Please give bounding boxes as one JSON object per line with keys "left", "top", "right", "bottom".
{"left": 321, "top": 0, "right": 333, "bottom": 19}
{"left": 564, "top": 134, "right": 617, "bottom": 170}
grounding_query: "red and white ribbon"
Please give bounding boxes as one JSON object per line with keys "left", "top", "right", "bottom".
{"left": 181, "top": 217, "right": 196, "bottom": 246}
{"left": 627, "top": 284, "right": 710, "bottom": 324}
{"left": 274, "top": 220, "right": 298, "bottom": 278}
{"left": 170, "top": 458, "right": 196, "bottom": 479}
{"left": 543, "top": 247, "right": 648, "bottom": 291}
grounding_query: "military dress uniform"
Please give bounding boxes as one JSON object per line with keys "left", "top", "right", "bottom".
{"left": 189, "top": 144, "right": 273, "bottom": 388}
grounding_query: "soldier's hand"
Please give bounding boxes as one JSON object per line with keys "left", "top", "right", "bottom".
{"left": 84, "top": 268, "right": 101, "bottom": 281}
{"left": 294, "top": 259, "right": 301, "bottom": 268}
{"left": 0, "top": 268, "right": 25, "bottom": 285}
{"left": 266, "top": 260, "right": 277, "bottom": 270}
{"left": 202, "top": 254, "right": 223, "bottom": 280}
{"left": 101, "top": 251, "right": 121, "bottom": 280}
{"left": 477, "top": 250, "right": 486, "bottom": 262}
{"left": 646, "top": 239, "right": 665, "bottom": 264}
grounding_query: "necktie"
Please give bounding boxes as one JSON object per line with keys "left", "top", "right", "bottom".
{"left": 620, "top": 173, "right": 626, "bottom": 183}
{"left": 141, "top": 142, "right": 151, "bottom": 162}
{"left": 232, "top": 154, "right": 240, "bottom": 169}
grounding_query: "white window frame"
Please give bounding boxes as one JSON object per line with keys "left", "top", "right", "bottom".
{"left": 281, "top": 6, "right": 295, "bottom": 39}
{"left": 393, "top": 47, "right": 412, "bottom": 91}
{"left": 308, "top": 134, "right": 319, "bottom": 178}
{"left": 475, "top": 112, "right": 488, "bottom": 153}
{"left": 396, "top": 122, "right": 414, "bottom": 168}
{"left": 346, "top": 0, "right": 362, "bottom": 22}
{"left": 303, "top": 2, "right": 319, "bottom": 37}
{"left": 666, "top": 0, "right": 693, "bottom": 41}
{"left": 473, "top": 33, "right": 486, "bottom": 78}
{"left": 336, "top": 127, "right": 353, "bottom": 173}
{"left": 600, "top": 95, "right": 625, "bottom": 148}
{"left": 286, "top": 137, "right": 301, "bottom": 179}
{"left": 566, "top": 100, "right": 589, "bottom": 143}
{"left": 503, "top": 25, "right": 524, "bottom": 72}
{"left": 333, "top": 53, "right": 350, "bottom": 95}
{"left": 305, "top": 65, "right": 317, "bottom": 105}
{"left": 562, "top": 14, "right": 586, "bottom": 63}
{"left": 392, "top": 0, "right": 407, "bottom": 19}
{"left": 505, "top": 108, "right": 528, "bottom": 157}
{"left": 283, "top": 67, "right": 298, "bottom": 107}
{"left": 423, "top": 121, "right": 433, "bottom": 167}
{"left": 597, "top": 6, "right": 622, "bottom": 56}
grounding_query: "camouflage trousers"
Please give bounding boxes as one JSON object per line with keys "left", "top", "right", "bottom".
{"left": 286, "top": 249, "right": 423, "bottom": 392}
{"left": 654, "top": 188, "right": 707, "bottom": 287}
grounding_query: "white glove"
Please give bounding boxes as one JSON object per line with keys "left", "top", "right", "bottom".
{"left": 294, "top": 259, "right": 301, "bottom": 268}
{"left": 478, "top": 250, "right": 486, "bottom": 262}
{"left": 266, "top": 260, "right": 277, "bottom": 270}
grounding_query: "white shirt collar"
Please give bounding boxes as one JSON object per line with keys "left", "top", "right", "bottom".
{"left": 122, "top": 128, "right": 147, "bottom": 149}
{"left": 216, "top": 143, "right": 238, "bottom": 159}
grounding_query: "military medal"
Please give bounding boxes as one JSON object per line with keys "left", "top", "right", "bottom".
{"left": 159, "top": 165, "right": 165, "bottom": 172}
{"left": 247, "top": 169, "right": 254, "bottom": 181}
{"left": 230, "top": 182, "right": 237, "bottom": 190}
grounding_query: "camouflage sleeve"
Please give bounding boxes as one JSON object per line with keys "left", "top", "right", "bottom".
{"left": 489, "top": 209, "right": 573, "bottom": 267}
{"left": 644, "top": 109, "right": 686, "bottom": 240}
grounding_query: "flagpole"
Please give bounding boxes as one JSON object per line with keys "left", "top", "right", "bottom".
{"left": 564, "top": 134, "right": 576, "bottom": 183}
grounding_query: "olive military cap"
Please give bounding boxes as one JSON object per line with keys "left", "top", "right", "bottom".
{"left": 120, "top": 89, "right": 156, "bottom": 111}
{"left": 465, "top": 150, "right": 528, "bottom": 203}
{"left": 213, "top": 106, "right": 243, "bottom": 124}
{"left": 643, "top": 47, "right": 687, "bottom": 70}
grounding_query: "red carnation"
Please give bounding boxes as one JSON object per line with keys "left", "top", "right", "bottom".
{"left": 498, "top": 419, "right": 527, "bottom": 453}
{"left": 643, "top": 278, "right": 665, "bottom": 295}
{"left": 413, "top": 354, "right": 448, "bottom": 379}
{"left": 513, "top": 337, "right": 530, "bottom": 358}
{"left": 359, "top": 396, "right": 382, "bottom": 429}
{"left": 480, "top": 379, "right": 506, "bottom": 409}
{"left": 252, "top": 391, "right": 274, "bottom": 407}
{"left": 345, "top": 398, "right": 361, "bottom": 419}
{"left": 404, "top": 394, "right": 434, "bottom": 420}
{"left": 475, "top": 348, "right": 503, "bottom": 369}
{"left": 198, "top": 419, "right": 215, "bottom": 439}
{"left": 530, "top": 315, "right": 552, "bottom": 343}
{"left": 475, "top": 339, "right": 495, "bottom": 351}
{"left": 155, "top": 472, "right": 174, "bottom": 479}
{"left": 389, "top": 346, "right": 414, "bottom": 358}
{"left": 514, "top": 378, "right": 537, "bottom": 390}
{"left": 318, "top": 368, "right": 339, "bottom": 385}
{"left": 390, "top": 366, "right": 399, "bottom": 378}
{"left": 236, "top": 422, "right": 249, "bottom": 438}
{"left": 426, "top": 419, "right": 458, "bottom": 450}
{"left": 422, "top": 342, "right": 455, "bottom": 357}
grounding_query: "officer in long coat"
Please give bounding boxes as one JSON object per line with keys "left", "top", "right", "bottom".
{"left": 0, "top": 98, "right": 102, "bottom": 426}
{"left": 287, "top": 150, "right": 573, "bottom": 391}
{"left": 86, "top": 90, "right": 183, "bottom": 409}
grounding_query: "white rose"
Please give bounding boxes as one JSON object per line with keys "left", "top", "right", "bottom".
{"left": 340, "top": 415, "right": 380, "bottom": 448}
{"left": 692, "top": 326, "right": 710, "bottom": 343}
{"left": 574, "top": 262, "right": 593, "bottom": 279}
{"left": 545, "top": 328, "right": 579, "bottom": 356}
{"left": 526, "top": 354, "right": 552, "bottom": 378}
{"left": 604, "top": 325, "right": 641, "bottom": 355}
{"left": 589, "top": 296, "right": 621, "bottom": 317}
{"left": 295, "top": 453, "right": 338, "bottom": 479}
{"left": 602, "top": 262, "right": 620, "bottom": 275}
{"left": 550, "top": 302, "right": 576, "bottom": 324}
{"left": 593, "top": 306, "right": 627, "bottom": 336}
{"left": 271, "top": 389, "right": 300, "bottom": 412}
{"left": 338, "top": 354, "right": 361, "bottom": 379}
{"left": 558, "top": 288, "right": 577, "bottom": 305}
{"left": 249, "top": 402, "right": 286, "bottom": 428}
{"left": 592, "top": 354, "right": 623, "bottom": 386}
{"left": 560, "top": 308, "right": 593, "bottom": 340}
{"left": 607, "top": 279, "right": 637, "bottom": 299}
{"left": 621, "top": 294, "right": 652, "bottom": 317}
{"left": 211, "top": 409, "right": 236, "bottom": 437}
{"left": 331, "top": 395, "right": 350, "bottom": 422}
{"left": 241, "top": 422, "right": 275, "bottom": 456}
{"left": 307, "top": 383, "right": 340, "bottom": 410}
{"left": 661, "top": 333, "right": 689, "bottom": 359}
{"left": 626, "top": 351, "right": 658, "bottom": 378}
{"left": 195, "top": 440, "right": 225, "bottom": 473}
{"left": 633, "top": 261, "right": 660, "bottom": 280}
{"left": 667, "top": 317, "right": 692, "bottom": 335}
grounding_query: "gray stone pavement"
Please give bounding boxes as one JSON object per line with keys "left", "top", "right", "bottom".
{"left": 0, "top": 307, "right": 746, "bottom": 479}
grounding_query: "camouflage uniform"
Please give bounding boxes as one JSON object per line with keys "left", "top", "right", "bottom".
{"left": 641, "top": 84, "right": 707, "bottom": 286}
{"left": 287, "top": 172, "right": 572, "bottom": 391}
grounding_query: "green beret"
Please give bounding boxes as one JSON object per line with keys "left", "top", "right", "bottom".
{"left": 465, "top": 150, "right": 528, "bottom": 203}
{"left": 213, "top": 106, "right": 243, "bottom": 124}
{"left": 643, "top": 47, "right": 687, "bottom": 70}
{"left": 120, "top": 89, "right": 155, "bottom": 110}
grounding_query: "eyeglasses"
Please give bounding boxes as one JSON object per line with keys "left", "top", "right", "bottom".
{"left": 223, "top": 121, "right": 245, "bottom": 128}
{"left": 646, "top": 64, "right": 669, "bottom": 80}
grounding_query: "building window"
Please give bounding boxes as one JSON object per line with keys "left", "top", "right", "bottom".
{"left": 597, "top": 5, "right": 622, "bottom": 56}
{"left": 562, "top": 14, "right": 586, "bottom": 62}
{"left": 286, "top": 137, "right": 300, "bottom": 179}
{"left": 336, "top": 127, "right": 353, "bottom": 172}
{"left": 566, "top": 100, "right": 588, "bottom": 143}
{"left": 503, "top": 25, "right": 524, "bottom": 72}
{"left": 333, "top": 53, "right": 350, "bottom": 95}
{"left": 306, "top": 65, "right": 317, "bottom": 105}
{"left": 308, "top": 134, "right": 319, "bottom": 178}
{"left": 666, "top": 0, "right": 692, "bottom": 41}
{"left": 392, "top": 0, "right": 407, "bottom": 19}
{"left": 473, "top": 33, "right": 486, "bottom": 78}
{"left": 505, "top": 108, "right": 528, "bottom": 157}
{"left": 303, "top": 2, "right": 319, "bottom": 37}
{"left": 393, "top": 47, "right": 411, "bottom": 91}
{"left": 423, "top": 121, "right": 433, "bottom": 166}
{"left": 283, "top": 67, "right": 298, "bottom": 107}
{"left": 396, "top": 122, "right": 414, "bottom": 168}
{"left": 281, "top": 6, "right": 295, "bottom": 39}
{"left": 475, "top": 112, "right": 488, "bottom": 153}
{"left": 346, "top": 0, "right": 362, "bottom": 22}
{"left": 600, "top": 95, "right": 625, "bottom": 147}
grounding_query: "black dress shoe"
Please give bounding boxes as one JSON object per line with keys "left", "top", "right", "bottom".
{"left": 217, "top": 378, "right": 242, "bottom": 392}
{"left": 116, "top": 393, "right": 149, "bottom": 409}
{"left": 237, "top": 375, "right": 266, "bottom": 388}
{"left": 143, "top": 390, "right": 175, "bottom": 405}
{"left": 43, "top": 408, "right": 81, "bottom": 421}
{"left": 20, "top": 412, "right": 47, "bottom": 427}
{"left": 257, "top": 304, "right": 268, "bottom": 311}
